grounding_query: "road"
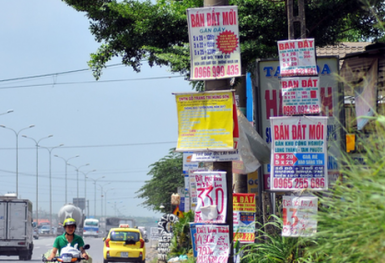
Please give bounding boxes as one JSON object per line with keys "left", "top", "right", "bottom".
{"left": 0, "top": 235, "right": 153, "bottom": 263}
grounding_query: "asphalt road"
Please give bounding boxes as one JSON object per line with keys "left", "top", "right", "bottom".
{"left": 0, "top": 235, "right": 155, "bottom": 263}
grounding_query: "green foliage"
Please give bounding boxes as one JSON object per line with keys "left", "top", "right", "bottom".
{"left": 62, "top": 0, "right": 385, "bottom": 83}
{"left": 169, "top": 211, "right": 195, "bottom": 257}
{"left": 135, "top": 148, "right": 183, "bottom": 213}
{"left": 240, "top": 215, "right": 313, "bottom": 263}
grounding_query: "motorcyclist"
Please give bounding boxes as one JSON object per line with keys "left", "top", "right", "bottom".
{"left": 47, "top": 218, "right": 89, "bottom": 260}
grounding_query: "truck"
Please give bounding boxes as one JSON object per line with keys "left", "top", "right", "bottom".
{"left": 56, "top": 203, "right": 85, "bottom": 236}
{"left": 0, "top": 194, "right": 34, "bottom": 260}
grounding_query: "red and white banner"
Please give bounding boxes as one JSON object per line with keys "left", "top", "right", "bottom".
{"left": 196, "top": 225, "right": 230, "bottom": 263}
{"left": 233, "top": 193, "right": 256, "bottom": 243}
{"left": 193, "top": 171, "right": 227, "bottom": 223}
{"left": 282, "top": 196, "right": 318, "bottom": 237}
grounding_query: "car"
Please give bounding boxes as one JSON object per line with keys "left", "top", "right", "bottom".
{"left": 103, "top": 224, "right": 147, "bottom": 263}
{"left": 39, "top": 225, "right": 51, "bottom": 234}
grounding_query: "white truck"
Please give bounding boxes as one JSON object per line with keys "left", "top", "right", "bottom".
{"left": 0, "top": 195, "right": 34, "bottom": 260}
{"left": 56, "top": 203, "right": 84, "bottom": 236}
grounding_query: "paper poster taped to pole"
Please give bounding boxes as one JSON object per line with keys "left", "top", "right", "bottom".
{"left": 270, "top": 116, "right": 328, "bottom": 191}
{"left": 281, "top": 77, "right": 321, "bottom": 115}
{"left": 282, "top": 195, "right": 318, "bottom": 237}
{"left": 233, "top": 193, "right": 256, "bottom": 243}
{"left": 193, "top": 171, "right": 227, "bottom": 223}
{"left": 196, "top": 225, "right": 230, "bottom": 263}
{"left": 174, "top": 91, "right": 236, "bottom": 151}
{"left": 277, "top": 39, "right": 317, "bottom": 77}
{"left": 187, "top": 6, "right": 241, "bottom": 80}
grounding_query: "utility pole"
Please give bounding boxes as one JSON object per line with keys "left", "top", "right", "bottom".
{"left": 203, "top": 0, "right": 233, "bottom": 262}
{"left": 287, "top": 0, "right": 306, "bottom": 39}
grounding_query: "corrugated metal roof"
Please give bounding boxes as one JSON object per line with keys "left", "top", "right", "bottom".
{"left": 316, "top": 42, "right": 372, "bottom": 58}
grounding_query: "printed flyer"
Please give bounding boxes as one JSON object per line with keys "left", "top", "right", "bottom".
{"left": 282, "top": 195, "right": 318, "bottom": 237}
{"left": 233, "top": 193, "right": 256, "bottom": 243}
{"left": 174, "top": 91, "right": 235, "bottom": 152}
{"left": 281, "top": 77, "right": 321, "bottom": 115}
{"left": 196, "top": 225, "right": 230, "bottom": 263}
{"left": 187, "top": 6, "right": 241, "bottom": 80}
{"left": 270, "top": 116, "right": 328, "bottom": 191}
{"left": 193, "top": 171, "right": 227, "bottom": 223}
{"left": 277, "top": 39, "right": 317, "bottom": 77}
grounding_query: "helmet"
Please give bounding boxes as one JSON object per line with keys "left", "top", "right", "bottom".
{"left": 63, "top": 218, "right": 77, "bottom": 228}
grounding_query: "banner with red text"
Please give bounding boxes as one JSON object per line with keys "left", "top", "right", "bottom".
{"left": 196, "top": 225, "right": 230, "bottom": 263}
{"left": 233, "top": 193, "right": 256, "bottom": 243}
{"left": 193, "top": 171, "right": 227, "bottom": 223}
{"left": 281, "top": 77, "right": 321, "bottom": 115}
{"left": 277, "top": 39, "right": 317, "bottom": 77}
{"left": 270, "top": 116, "right": 328, "bottom": 191}
{"left": 282, "top": 195, "right": 318, "bottom": 237}
{"left": 187, "top": 6, "right": 241, "bottom": 80}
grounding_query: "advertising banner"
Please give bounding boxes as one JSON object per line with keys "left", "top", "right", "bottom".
{"left": 257, "top": 58, "right": 342, "bottom": 190}
{"left": 192, "top": 150, "right": 239, "bottom": 162}
{"left": 187, "top": 6, "right": 241, "bottom": 80}
{"left": 193, "top": 171, "right": 227, "bottom": 223}
{"left": 189, "top": 168, "right": 206, "bottom": 209}
{"left": 233, "top": 193, "right": 256, "bottom": 243}
{"left": 281, "top": 77, "right": 321, "bottom": 115}
{"left": 277, "top": 38, "right": 317, "bottom": 77}
{"left": 174, "top": 91, "right": 235, "bottom": 152}
{"left": 196, "top": 225, "right": 230, "bottom": 263}
{"left": 183, "top": 152, "right": 200, "bottom": 174}
{"left": 270, "top": 116, "right": 328, "bottom": 191}
{"left": 282, "top": 196, "right": 318, "bottom": 237}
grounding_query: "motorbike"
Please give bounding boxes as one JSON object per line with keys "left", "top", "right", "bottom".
{"left": 42, "top": 243, "right": 91, "bottom": 263}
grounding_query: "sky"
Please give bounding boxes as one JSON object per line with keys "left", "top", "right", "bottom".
{"left": 0, "top": 1, "right": 192, "bottom": 220}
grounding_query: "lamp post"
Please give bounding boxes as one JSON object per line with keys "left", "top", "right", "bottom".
{"left": 54, "top": 154, "right": 79, "bottom": 204}
{"left": 87, "top": 176, "right": 105, "bottom": 217}
{"left": 97, "top": 182, "right": 111, "bottom": 219}
{"left": 80, "top": 169, "right": 96, "bottom": 217}
{"left": 22, "top": 134, "right": 53, "bottom": 228}
{"left": 67, "top": 163, "right": 89, "bottom": 200}
{"left": 40, "top": 143, "right": 64, "bottom": 234}
{"left": 0, "top": 109, "right": 13, "bottom": 116}
{"left": 104, "top": 188, "right": 114, "bottom": 218}
{"left": 0, "top": 124, "right": 35, "bottom": 197}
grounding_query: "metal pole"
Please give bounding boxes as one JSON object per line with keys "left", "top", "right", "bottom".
{"left": 94, "top": 182, "right": 96, "bottom": 217}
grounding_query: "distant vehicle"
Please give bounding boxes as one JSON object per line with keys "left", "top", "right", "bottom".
{"left": 83, "top": 218, "right": 99, "bottom": 238}
{"left": 105, "top": 217, "right": 136, "bottom": 237}
{"left": 0, "top": 195, "right": 34, "bottom": 260}
{"left": 103, "top": 224, "right": 147, "bottom": 263}
{"left": 33, "top": 228, "right": 39, "bottom": 239}
{"left": 57, "top": 203, "right": 85, "bottom": 236}
{"left": 39, "top": 225, "right": 51, "bottom": 234}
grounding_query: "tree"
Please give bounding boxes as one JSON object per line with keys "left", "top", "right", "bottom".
{"left": 136, "top": 148, "right": 183, "bottom": 213}
{"left": 63, "top": 0, "right": 385, "bottom": 81}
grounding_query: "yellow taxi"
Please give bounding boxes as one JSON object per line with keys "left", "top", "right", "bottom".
{"left": 103, "top": 224, "right": 147, "bottom": 263}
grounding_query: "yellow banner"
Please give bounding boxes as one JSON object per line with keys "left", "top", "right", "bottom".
{"left": 175, "top": 91, "right": 234, "bottom": 151}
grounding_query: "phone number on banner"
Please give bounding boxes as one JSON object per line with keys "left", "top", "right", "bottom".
{"left": 193, "top": 65, "right": 239, "bottom": 79}
{"left": 234, "top": 232, "right": 255, "bottom": 242}
{"left": 283, "top": 105, "right": 320, "bottom": 115}
{"left": 273, "top": 178, "right": 325, "bottom": 189}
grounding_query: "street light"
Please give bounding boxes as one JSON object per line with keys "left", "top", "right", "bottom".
{"left": 0, "top": 109, "right": 13, "bottom": 116}
{"left": 87, "top": 176, "right": 105, "bottom": 217}
{"left": 67, "top": 163, "right": 89, "bottom": 200}
{"left": 54, "top": 154, "right": 79, "bottom": 204}
{"left": 22, "top": 134, "right": 53, "bottom": 228}
{"left": 40, "top": 143, "right": 64, "bottom": 234}
{"left": 0, "top": 124, "right": 35, "bottom": 197}
{"left": 97, "top": 182, "right": 111, "bottom": 219}
{"left": 104, "top": 188, "right": 114, "bottom": 218}
{"left": 80, "top": 169, "right": 96, "bottom": 217}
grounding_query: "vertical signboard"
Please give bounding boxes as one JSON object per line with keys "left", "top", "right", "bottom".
{"left": 196, "top": 225, "right": 230, "bottom": 263}
{"left": 257, "top": 57, "right": 341, "bottom": 190}
{"left": 282, "top": 196, "right": 318, "bottom": 237}
{"left": 187, "top": 6, "right": 241, "bottom": 80}
{"left": 193, "top": 171, "right": 227, "bottom": 223}
{"left": 233, "top": 193, "right": 256, "bottom": 243}
{"left": 270, "top": 116, "right": 328, "bottom": 191}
